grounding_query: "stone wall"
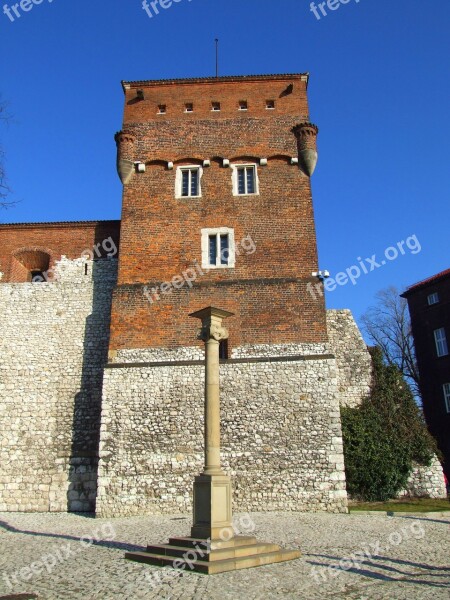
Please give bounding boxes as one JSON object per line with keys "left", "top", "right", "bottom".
{"left": 326, "top": 309, "right": 373, "bottom": 408}
{"left": 96, "top": 347, "right": 348, "bottom": 517}
{"left": 399, "top": 456, "right": 447, "bottom": 499}
{"left": 0, "top": 258, "right": 116, "bottom": 512}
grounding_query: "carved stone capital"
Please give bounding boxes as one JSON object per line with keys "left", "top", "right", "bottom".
{"left": 199, "top": 321, "right": 229, "bottom": 342}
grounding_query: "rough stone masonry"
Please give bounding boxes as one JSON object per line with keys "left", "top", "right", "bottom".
{"left": 0, "top": 74, "right": 445, "bottom": 515}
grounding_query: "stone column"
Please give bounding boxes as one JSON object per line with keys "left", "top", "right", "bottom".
{"left": 189, "top": 307, "right": 234, "bottom": 540}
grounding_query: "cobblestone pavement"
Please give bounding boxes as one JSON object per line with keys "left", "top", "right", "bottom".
{"left": 0, "top": 511, "right": 449, "bottom": 599}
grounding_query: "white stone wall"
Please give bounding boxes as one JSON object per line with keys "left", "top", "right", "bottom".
{"left": 96, "top": 348, "right": 348, "bottom": 517}
{"left": 0, "top": 258, "right": 116, "bottom": 512}
{"left": 399, "top": 456, "right": 447, "bottom": 499}
{"left": 326, "top": 309, "right": 373, "bottom": 408}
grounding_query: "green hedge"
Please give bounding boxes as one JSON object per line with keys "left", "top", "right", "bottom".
{"left": 341, "top": 347, "right": 438, "bottom": 502}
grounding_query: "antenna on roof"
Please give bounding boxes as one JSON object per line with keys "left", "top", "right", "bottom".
{"left": 215, "top": 38, "right": 219, "bottom": 78}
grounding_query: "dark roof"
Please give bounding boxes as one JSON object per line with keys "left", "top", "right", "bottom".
{"left": 402, "top": 268, "right": 450, "bottom": 296}
{"left": 0, "top": 220, "right": 120, "bottom": 229}
{"left": 122, "top": 73, "right": 309, "bottom": 91}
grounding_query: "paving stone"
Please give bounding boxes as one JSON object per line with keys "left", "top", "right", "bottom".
{"left": 0, "top": 511, "right": 448, "bottom": 599}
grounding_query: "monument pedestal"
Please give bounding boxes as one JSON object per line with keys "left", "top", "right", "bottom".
{"left": 125, "top": 535, "right": 301, "bottom": 574}
{"left": 125, "top": 307, "right": 301, "bottom": 573}
{"left": 191, "top": 473, "right": 233, "bottom": 540}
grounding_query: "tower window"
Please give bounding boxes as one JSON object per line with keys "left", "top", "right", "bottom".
{"left": 266, "top": 100, "right": 275, "bottom": 109}
{"left": 443, "top": 383, "right": 450, "bottom": 413}
{"left": 176, "top": 166, "right": 202, "bottom": 198}
{"left": 185, "top": 103, "right": 194, "bottom": 113}
{"left": 211, "top": 102, "right": 221, "bottom": 111}
{"left": 208, "top": 234, "right": 229, "bottom": 266}
{"left": 427, "top": 292, "right": 439, "bottom": 305}
{"left": 201, "top": 228, "right": 235, "bottom": 269}
{"left": 231, "top": 164, "right": 258, "bottom": 196}
{"left": 434, "top": 328, "right": 448, "bottom": 357}
{"left": 157, "top": 104, "right": 166, "bottom": 114}
{"left": 238, "top": 100, "right": 248, "bottom": 111}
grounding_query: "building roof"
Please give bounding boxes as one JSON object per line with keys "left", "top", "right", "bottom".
{"left": 402, "top": 268, "right": 450, "bottom": 296}
{"left": 122, "top": 73, "right": 309, "bottom": 91}
{"left": 0, "top": 220, "right": 120, "bottom": 230}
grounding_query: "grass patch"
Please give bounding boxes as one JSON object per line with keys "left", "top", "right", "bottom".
{"left": 349, "top": 497, "right": 450, "bottom": 513}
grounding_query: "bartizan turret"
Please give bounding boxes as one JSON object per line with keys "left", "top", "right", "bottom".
{"left": 114, "top": 130, "right": 136, "bottom": 185}
{"left": 293, "top": 122, "right": 319, "bottom": 177}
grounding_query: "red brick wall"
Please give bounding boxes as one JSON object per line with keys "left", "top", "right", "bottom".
{"left": 0, "top": 221, "right": 120, "bottom": 282}
{"left": 111, "top": 75, "right": 326, "bottom": 351}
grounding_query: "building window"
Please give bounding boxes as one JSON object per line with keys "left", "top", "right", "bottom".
{"left": 219, "top": 339, "right": 229, "bottom": 359}
{"left": 201, "top": 228, "right": 235, "bottom": 269}
{"left": 443, "top": 383, "right": 450, "bottom": 413}
{"left": 231, "top": 164, "right": 258, "bottom": 196}
{"left": 434, "top": 328, "right": 449, "bottom": 357}
{"left": 211, "top": 102, "right": 221, "bottom": 111}
{"left": 428, "top": 292, "right": 439, "bottom": 305}
{"left": 157, "top": 104, "right": 166, "bottom": 114}
{"left": 238, "top": 100, "right": 248, "bottom": 111}
{"left": 185, "top": 103, "right": 194, "bottom": 113}
{"left": 266, "top": 99, "right": 275, "bottom": 109}
{"left": 175, "top": 166, "right": 202, "bottom": 198}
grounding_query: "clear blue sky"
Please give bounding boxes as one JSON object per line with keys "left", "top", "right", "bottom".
{"left": 1, "top": 0, "right": 449, "bottom": 329}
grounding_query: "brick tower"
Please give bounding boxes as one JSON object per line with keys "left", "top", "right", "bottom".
{"left": 96, "top": 74, "right": 348, "bottom": 517}
{"left": 108, "top": 74, "right": 324, "bottom": 355}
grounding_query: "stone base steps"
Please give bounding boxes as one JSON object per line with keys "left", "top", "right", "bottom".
{"left": 125, "top": 535, "right": 301, "bottom": 574}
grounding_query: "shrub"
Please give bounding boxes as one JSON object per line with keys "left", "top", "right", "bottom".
{"left": 341, "top": 347, "right": 438, "bottom": 501}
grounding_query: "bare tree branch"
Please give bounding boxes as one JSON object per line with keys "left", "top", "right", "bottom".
{"left": 361, "top": 286, "right": 421, "bottom": 400}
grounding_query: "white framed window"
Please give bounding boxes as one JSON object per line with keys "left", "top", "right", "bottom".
{"left": 211, "top": 102, "right": 221, "bottom": 112}
{"left": 157, "top": 104, "right": 166, "bottom": 114}
{"left": 201, "top": 228, "right": 235, "bottom": 269}
{"left": 175, "top": 166, "right": 202, "bottom": 199}
{"left": 184, "top": 103, "right": 194, "bottom": 113}
{"left": 266, "top": 99, "right": 275, "bottom": 109}
{"left": 238, "top": 100, "right": 248, "bottom": 111}
{"left": 434, "top": 328, "right": 449, "bottom": 357}
{"left": 231, "top": 164, "right": 259, "bottom": 196}
{"left": 443, "top": 383, "right": 450, "bottom": 413}
{"left": 428, "top": 292, "right": 439, "bottom": 305}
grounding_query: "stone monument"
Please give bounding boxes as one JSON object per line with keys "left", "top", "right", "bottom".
{"left": 125, "top": 307, "right": 301, "bottom": 573}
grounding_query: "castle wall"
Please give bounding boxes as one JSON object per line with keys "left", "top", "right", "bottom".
{"left": 326, "top": 309, "right": 373, "bottom": 408}
{"left": 0, "top": 258, "right": 116, "bottom": 512}
{"left": 399, "top": 457, "right": 447, "bottom": 499}
{"left": 95, "top": 344, "right": 348, "bottom": 517}
{"left": 0, "top": 220, "right": 120, "bottom": 283}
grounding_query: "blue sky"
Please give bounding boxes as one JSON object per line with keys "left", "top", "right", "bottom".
{"left": 1, "top": 0, "right": 449, "bottom": 329}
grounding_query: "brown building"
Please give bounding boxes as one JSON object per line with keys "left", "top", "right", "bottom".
{"left": 402, "top": 269, "right": 450, "bottom": 480}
